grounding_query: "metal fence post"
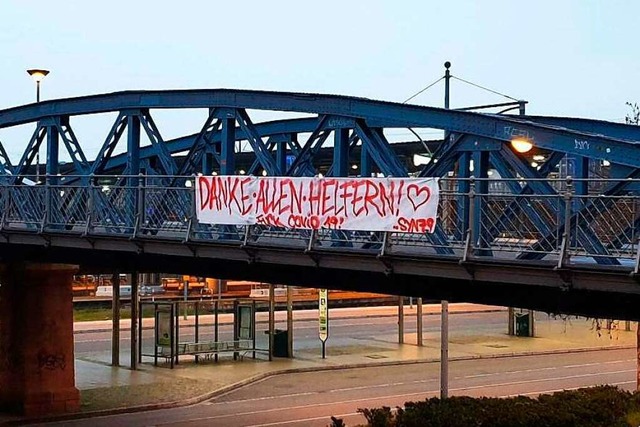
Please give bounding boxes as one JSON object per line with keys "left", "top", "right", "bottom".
{"left": 268, "top": 283, "right": 275, "bottom": 361}
{"left": 463, "top": 176, "right": 476, "bottom": 260}
{"left": 287, "top": 285, "right": 293, "bottom": 358}
{"left": 136, "top": 173, "right": 145, "bottom": 236}
{"left": 558, "top": 177, "right": 573, "bottom": 269}
{"left": 84, "top": 174, "right": 95, "bottom": 235}
{"left": 43, "top": 173, "right": 51, "bottom": 231}
{"left": 1, "top": 183, "right": 9, "bottom": 230}
{"left": 632, "top": 198, "right": 637, "bottom": 247}
{"left": 185, "top": 174, "right": 196, "bottom": 242}
{"left": 380, "top": 231, "right": 391, "bottom": 257}
{"left": 306, "top": 229, "right": 317, "bottom": 253}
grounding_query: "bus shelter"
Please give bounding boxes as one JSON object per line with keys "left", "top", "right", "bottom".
{"left": 139, "top": 299, "right": 263, "bottom": 368}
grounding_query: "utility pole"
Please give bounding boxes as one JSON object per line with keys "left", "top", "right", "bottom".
{"left": 130, "top": 273, "right": 139, "bottom": 370}
{"left": 441, "top": 61, "right": 451, "bottom": 399}
{"left": 111, "top": 273, "right": 120, "bottom": 366}
{"left": 417, "top": 297, "right": 423, "bottom": 346}
{"left": 398, "top": 295, "right": 404, "bottom": 344}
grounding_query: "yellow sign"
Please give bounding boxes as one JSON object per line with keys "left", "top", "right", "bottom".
{"left": 319, "top": 288, "right": 328, "bottom": 342}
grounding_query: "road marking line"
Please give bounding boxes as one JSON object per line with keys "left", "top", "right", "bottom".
{"left": 166, "top": 392, "right": 435, "bottom": 424}
{"left": 564, "top": 360, "right": 630, "bottom": 368}
{"left": 215, "top": 362, "right": 634, "bottom": 405}
{"left": 156, "top": 369, "right": 639, "bottom": 426}
{"left": 206, "top": 391, "right": 318, "bottom": 405}
{"left": 245, "top": 411, "right": 360, "bottom": 427}
{"left": 500, "top": 380, "right": 636, "bottom": 397}
{"left": 329, "top": 381, "right": 413, "bottom": 392}
{"left": 451, "top": 370, "right": 635, "bottom": 393}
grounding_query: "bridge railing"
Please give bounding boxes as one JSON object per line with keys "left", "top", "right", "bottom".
{"left": 1, "top": 175, "right": 639, "bottom": 269}
{"left": 475, "top": 177, "right": 568, "bottom": 262}
{"left": 569, "top": 192, "right": 638, "bottom": 262}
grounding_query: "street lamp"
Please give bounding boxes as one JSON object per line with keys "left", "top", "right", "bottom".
{"left": 27, "top": 69, "right": 49, "bottom": 183}
{"left": 27, "top": 69, "right": 49, "bottom": 102}
{"left": 510, "top": 138, "right": 533, "bottom": 154}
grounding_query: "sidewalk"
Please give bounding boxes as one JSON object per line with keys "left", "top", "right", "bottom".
{"left": 72, "top": 302, "right": 505, "bottom": 333}
{"left": 9, "top": 304, "right": 640, "bottom": 423}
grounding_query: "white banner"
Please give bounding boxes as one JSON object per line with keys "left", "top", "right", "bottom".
{"left": 196, "top": 176, "right": 439, "bottom": 233}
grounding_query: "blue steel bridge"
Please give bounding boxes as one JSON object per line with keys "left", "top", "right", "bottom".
{"left": 1, "top": 89, "right": 640, "bottom": 319}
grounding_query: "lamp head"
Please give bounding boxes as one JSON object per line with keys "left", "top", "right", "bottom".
{"left": 27, "top": 69, "right": 50, "bottom": 83}
{"left": 511, "top": 138, "right": 533, "bottom": 153}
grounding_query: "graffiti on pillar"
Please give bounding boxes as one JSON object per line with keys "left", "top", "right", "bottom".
{"left": 0, "top": 352, "right": 8, "bottom": 372}
{"left": 37, "top": 349, "right": 66, "bottom": 371}
{"left": 0, "top": 344, "right": 20, "bottom": 372}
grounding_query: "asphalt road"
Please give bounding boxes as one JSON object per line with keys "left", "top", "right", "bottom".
{"left": 74, "top": 309, "right": 510, "bottom": 355}
{"left": 44, "top": 348, "right": 636, "bottom": 427}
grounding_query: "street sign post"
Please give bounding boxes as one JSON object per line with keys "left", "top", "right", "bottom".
{"left": 319, "top": 288, "right": 328, "bottom": 358}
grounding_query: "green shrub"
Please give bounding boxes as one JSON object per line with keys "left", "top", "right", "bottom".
{"left": 329, "top": 416, "right": 346, "bottom": 427}
{"left": 358, "top": 407, "right": 395, "bottom": 427}
{"left": 343, "top": 386, "right": 640, "bottom": 427}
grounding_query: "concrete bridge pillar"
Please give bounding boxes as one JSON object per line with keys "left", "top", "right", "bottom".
{"left": 0, "top": 263, "right": 80, "bottom": 416}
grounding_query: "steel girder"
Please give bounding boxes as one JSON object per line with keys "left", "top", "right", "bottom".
{"left": 174, "top": 109, "right": 222, "bottom": 177}
{"left": 487, "top": 149, "right": 558, "bottom": 239}
{"left": 517, "top": 169, "right": 640, "bottom": 263}
{"left": 2, "top": 90, "right": 639, "bottom": 169}
{"left": 138, "top": 110, "right": 177, "bottom": 176}
{"left": 0, "top": 140, "right": 12, "bottom": 176}
{"left": 246, "top": 133, "right": 307, "bottom": 176}
{"left": 48, "top": 116, "right": 90, "bottom": 176}
{"left": 449, "top": 135, "right": 617, "bottom": 263}
{"left": 428, "top": 131, "right": 623, "bottom": 264}
{"left": 234, "top": 109, "right": 280, "bottom": 175}
{"left": 353, "top": 120, "right": 407, "bottom": 177}
{"left": 518, "top": 115, "right": 640, "bottom": 142}
{"left": 0, "top": 93, "right": 630, "bottom": 192}
{"left": 89, "top": 112, "right": 128, "bottom": 176}
{"left": 11, "top": 126, "right": 46, "bottom": 184}
{"left": 90, "top": 109, "right": 175, "bottom": 180}
{"left": 58, "top": 118, "right": 322, "bottom": 185}
{"left": 11, "top": 116, "right": 90, "bottom": 184}
{"left": 2, "top": 89, "right": 640, "bottom": 262}
{"left": 419, "top": 133, "right": 466, "bottom": 178}
{"left": 285, "top": 115, "right": 329, "bottom": 176}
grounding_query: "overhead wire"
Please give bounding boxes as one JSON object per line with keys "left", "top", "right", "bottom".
{"left": 400, "top": 71, "right": 521, "bottom": 158}
{"left": 451, "top": 75, "right": 519, "bottom": 102}
{"left": 402, "top": 76, "right": 444, "bottom": 104}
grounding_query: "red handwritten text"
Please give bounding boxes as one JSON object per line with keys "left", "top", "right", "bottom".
{"left": 196, "top": 176, "right": 439, "bottom": 233}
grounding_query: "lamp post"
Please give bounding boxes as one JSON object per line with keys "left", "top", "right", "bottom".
{"left": 441, "top": 61, "right": 451, "bottom": 400}
{"left": 27, "top": 69, "right": 49, "bottom": 183}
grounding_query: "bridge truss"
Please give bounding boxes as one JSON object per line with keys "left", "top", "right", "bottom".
{"left": 1, "top": 90, "right": 640, "bottom": 318}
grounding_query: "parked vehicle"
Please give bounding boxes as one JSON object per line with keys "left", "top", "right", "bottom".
{"left": 140, "top": 285, "right": 166, "bottom": 296}
{"left": 95, "top": 285, "right": 132, "bottom": 298}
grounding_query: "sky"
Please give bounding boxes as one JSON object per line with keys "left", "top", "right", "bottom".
{"left": 1, "top": 0, "right": 639, "bottom": 161}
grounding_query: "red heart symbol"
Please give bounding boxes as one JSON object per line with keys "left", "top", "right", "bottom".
{"left": 406, "top": 184, "right": 431, "bottom": 211}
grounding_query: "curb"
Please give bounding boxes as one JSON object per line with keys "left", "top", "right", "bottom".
{"left": 11, "top": 343, "right": 634, "bottom": 425}
{"left": 73, "top": 308, "right": 507, "bottom": 335}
